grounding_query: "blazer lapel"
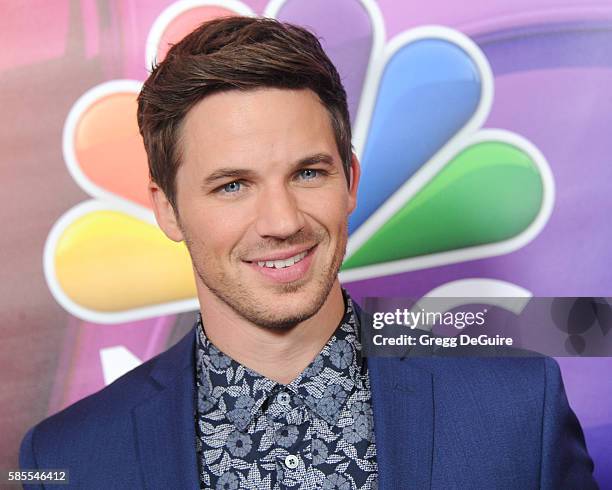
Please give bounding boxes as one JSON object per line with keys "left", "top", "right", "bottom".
{"left": 368, "top": 356, "right": 434, "bottom": 490}
{"left": 132, "top": 329, "right": 200, "bottom": 490}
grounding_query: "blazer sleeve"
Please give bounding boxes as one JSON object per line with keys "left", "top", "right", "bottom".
{"left": 540, "top": 357, "right": 598, "bottom": 489}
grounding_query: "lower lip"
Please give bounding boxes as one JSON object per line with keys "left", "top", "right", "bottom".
{"left": 245, "top": 246, "right": 317, "bottom": 284}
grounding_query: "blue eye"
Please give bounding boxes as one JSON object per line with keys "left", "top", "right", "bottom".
{"left": 222, "top": 181, "right": 241, "bottom": 193}
{"left": 299, "top": 169, "right": 318, "bottom": 180}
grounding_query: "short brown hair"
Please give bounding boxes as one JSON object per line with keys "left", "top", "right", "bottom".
{"left": 137, "top": 16, "right": 352, "bottom": 210}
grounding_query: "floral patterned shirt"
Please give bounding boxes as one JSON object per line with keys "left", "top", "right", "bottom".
{"left": 194, "top": 288, "right": 378, "bottom": 489}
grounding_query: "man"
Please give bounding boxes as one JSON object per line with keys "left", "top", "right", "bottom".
{"left": 20, "top": 16, "right": 597, "bottom": 489}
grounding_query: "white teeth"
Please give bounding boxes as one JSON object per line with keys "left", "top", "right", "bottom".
{"left": 256, "top": 250, "right": 308, "bottom": 269}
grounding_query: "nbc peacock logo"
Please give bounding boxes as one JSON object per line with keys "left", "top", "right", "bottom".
{"left": 44, "top": 0, "right": 553, "bottom": 325}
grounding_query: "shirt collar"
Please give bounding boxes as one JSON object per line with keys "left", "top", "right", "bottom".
{"left": 195, "top": 287, "right": 365, "bottom": 430}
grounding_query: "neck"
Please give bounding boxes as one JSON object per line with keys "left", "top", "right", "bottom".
{"left": 197, "top": 281, "right": 345, "bottom": 384}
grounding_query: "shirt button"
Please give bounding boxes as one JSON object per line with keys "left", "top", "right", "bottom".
{"left": 284, "top": 454, "right": 299, "bottom": 469}
{"left": 277, "top": 392, "right": 291, "bottom": 406}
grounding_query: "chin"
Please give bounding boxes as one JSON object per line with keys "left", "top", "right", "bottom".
{"left": 254, "top": 303, "right": 321, "bottom": 330}
{"left": 250, "top": 282, "right": 328, "bottom": 328}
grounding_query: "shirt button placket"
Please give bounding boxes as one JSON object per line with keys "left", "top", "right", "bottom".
{"left": 284, "top": 454, "right": 299, "bottom": 469}
{"left": 277, "top": 391, "right": 291, "bottom": 407}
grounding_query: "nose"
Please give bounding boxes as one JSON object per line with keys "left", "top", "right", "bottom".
{"left": 254, "top": 183, "right": 305, "bottom": 239}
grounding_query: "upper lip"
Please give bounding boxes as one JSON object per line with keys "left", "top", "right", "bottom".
{"left": 245, "top": 245, "right": 315, "bottom": 262}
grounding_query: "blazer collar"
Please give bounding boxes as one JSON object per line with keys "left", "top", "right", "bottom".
{"left": 368, "top": 356, "right": 434, "bottom": 490}
{"left": 132, "top": 327, "right": 200, "bottom": 490}
{"left": 354, "top": 300, "right": 435, "bottom": 490}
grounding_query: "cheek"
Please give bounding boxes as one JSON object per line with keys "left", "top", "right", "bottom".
{"left": 302, "top": 192, "right": 348, "bottom": 226}
{"left": 186, "top": 211, "right": 248, "bottom": 257}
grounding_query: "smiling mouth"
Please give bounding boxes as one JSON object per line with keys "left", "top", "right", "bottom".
{"left": 253, "top": 249, "right": 309, "bottom": 269}
{"left": 242, "top": 245, "right": 318, "bottom": 284}
{"left": 244, "top": 245, "right": 316, "bottom": 267}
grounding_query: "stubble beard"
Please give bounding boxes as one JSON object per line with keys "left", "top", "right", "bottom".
{"left": 184, "top": 224, "right": 349, "bottom": 330}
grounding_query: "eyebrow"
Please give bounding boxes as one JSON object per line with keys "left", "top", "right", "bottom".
{"left": 201, "top": 152, "right": 336, "bottom": 188}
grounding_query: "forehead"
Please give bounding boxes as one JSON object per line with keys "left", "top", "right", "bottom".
{"left": 179, "top": 88, "right": 339, "bottom": 170}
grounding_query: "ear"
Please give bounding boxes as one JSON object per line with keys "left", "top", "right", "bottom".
{"left": 148, "top": 180, "right": 184, "bottom": 242}
{"left": 347, "top": 152, "right": 361, "bottom": 215}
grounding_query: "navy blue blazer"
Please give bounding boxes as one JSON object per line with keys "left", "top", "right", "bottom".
{"left": 20, "top": 314, "right": 597, "bottom": 489}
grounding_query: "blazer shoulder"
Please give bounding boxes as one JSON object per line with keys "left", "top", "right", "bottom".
{"left": 20, "top": 328, "right": 196, "bottom": 468}
{"left": 392, "top": 352, "right": 564, "bottom": 416}
{"left": 404, "top": 348, "right": 550, "bottom": 377}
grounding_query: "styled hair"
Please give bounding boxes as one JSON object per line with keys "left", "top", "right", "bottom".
{"left": 137, "top": 16, "right": 352, "bottom": 210}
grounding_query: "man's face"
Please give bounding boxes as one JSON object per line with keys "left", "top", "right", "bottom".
{"left": 151, "top": 88, "right": 360, "bottom": 329}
